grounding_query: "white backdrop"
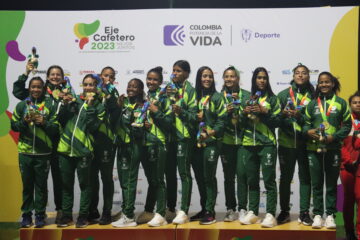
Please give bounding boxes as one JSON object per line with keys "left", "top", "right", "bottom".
{"left": 5, "top": 7, "right": 355, "bottom": 215}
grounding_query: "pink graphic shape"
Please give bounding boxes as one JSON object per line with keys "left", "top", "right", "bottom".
{"left": 6, "top": 40, "right": 26, "bottom": 61}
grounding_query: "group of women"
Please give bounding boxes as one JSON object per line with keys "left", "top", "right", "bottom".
{"left": 11, "top": 59, "right": 360, "bottom": 239}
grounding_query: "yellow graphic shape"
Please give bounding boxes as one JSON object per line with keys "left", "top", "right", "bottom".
{"left": 73, "top": 20, "right": 100, "bottom": 39}
{"left": 0, "top": 134, "right": 21, "bottom": 221}
{"left": 329, "top": 7, "right": 359, "bottom": 101}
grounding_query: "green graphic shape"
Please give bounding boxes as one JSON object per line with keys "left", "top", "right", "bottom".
{"left": 0, "top": 11, "right": 25, "bottom": 136}
{"left": 78, "top": 20, "right": 100, "bottom": 37}
{"left": 0, "top": 112, "right": 10, "bottom": 136}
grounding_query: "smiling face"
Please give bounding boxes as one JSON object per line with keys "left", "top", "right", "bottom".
{"left": 351, "top": 96, "right": 360, "bottom": 115}
{"left": 318, "top": 74, "right": 334, "bottom": 95}
{"left": 223, "top": 69, "right": 239, "bottom": 89}
{"left": 172, "top": 65, "right": 188, "bottom": 84}
{"left": 255, "top": 71, "right": 268, "bottom": 91}
{"left": 146, "top": 72, "right": 161, "bottom": 92}
{"left": 293, "top": 66, "right": 310, "bottom": 86}
{"left": 29, "top": 79, "right": 44, "bottom": 99}
{"left": 47, "top": 68, "right": 64, "bottom": 86}
{"left": 100, "top": 68, "right": 115, "bottom": 84}
{"left": 201, "top": 69, "right": 214, "bottom": 89}
{"left": 127, "top": 79, "right": 142, "bottom": 97}
{"left": 82, "top": 77, "right": 97, "bottom": 93}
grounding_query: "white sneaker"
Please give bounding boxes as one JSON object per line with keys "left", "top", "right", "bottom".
{"left": 240, "top": 210, "right": 258, "bottom": 225}
{"left": 324, "top": 215, "right": 336, "bottom": 229}
{"left": 224, "top": 209, "right": 236, "bottom": 222}
{"left": 238, "top": 209, "right": 247, "bottom": 223}
{"left": 112, "top": 214, "right": 137, "bottom": 228}
{"left": 148, "top": 213, "right": 168, "bottom": 227}
{"left": 172, "top": 210, "right": 189, "bottom": 224}
{"left": 261, "top": 213, "right": 277, "bottom": 228}
{"left": 312, "top": 215, "right": 323, "bottom": 229}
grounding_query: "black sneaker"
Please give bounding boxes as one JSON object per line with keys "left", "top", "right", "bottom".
{"left": 346, "top": 230, "right": 357, "bottom": 240}
{"left": 21, "top": 214, "right": 33, "bottom": 228}
{"left": 200, "top": 211, "right": 216, "bottom": 225}
{"left": 88, "top": 211, "right": 100, "bottom": 224}
{"left": 55, "top": 210, "right": 62, "bottom": 224}
{"left": 99, "top": 213, "right": 112, "bottom": 225}
{"left": 57, "top": 215, "right": 73, "bottom": 227}
{"left": 298, "top": 212, "right": 313, "bottom": 226}
{"left": 190, "top": 209, "right": 206, "bottom": 222}
{"left": 35, "top": 215, "right": 46, "bottom": 228}
{"left": 76, "top": 216, "right": 89, "bottom": 228}
{"left": 276, "top": 211, "right": 290, "bottom": 224}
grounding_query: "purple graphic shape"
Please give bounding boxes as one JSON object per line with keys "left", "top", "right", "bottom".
{"left": 6, "top": 40, "right": 26, "bottom": 61}
{"left": 164, "top": 25, "right": 185, "bottom": 46}
{"left": 336, "top": 184, "right": 344, "bottom": 212}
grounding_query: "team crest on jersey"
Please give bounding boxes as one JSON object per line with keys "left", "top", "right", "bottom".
{"left": 121, "top": 157, "right": 128, "bottom": 170}
{"left": 177, "top": 144, "right": 184, "bottom": 157}
{"left": 208, "top": 149, "right": 216, "bottom": 162}
{"left": 332, "top": 154, "right": 340, "bottom": 167}
{"left": 314, "top": 106, "right": 320, "bottom": 115}
{"left": 264, "top": 153, "right": 273, "bottom": 166}
{"left": 330, "top": 106, "right": 337, "bottom": 113}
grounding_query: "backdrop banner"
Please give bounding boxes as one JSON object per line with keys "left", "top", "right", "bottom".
{"left": 0, "top": 6, "right": 358, "bottom": 221}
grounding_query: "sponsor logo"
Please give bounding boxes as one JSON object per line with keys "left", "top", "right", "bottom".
{"left": 163, "top": 24, "right": 223, "bottom": 47}
{"left": 241, "top": 28, "right": 280, "bottom": 42}
{"left": 282, "top": 69, "right": 291, "bottom": 75}
{"left": 79, "top": 70, "right": 96, "bottom": 75}
{"left": 164, "top": 25, "right": 185, "bottom": 46}
{"left": 64, "top": 69, "right": 71, "bottom": 77}
{"left": 277, "top": 82, "right": 290, "bottom": 86}
{"left": 310, "top": 69, "right": 320, "bottom": 75}
{"left": 241, "top": 29, "right": 252, "bottom": 42}
{"left": 189, "top": 25, "right": 222, "bottom": 46}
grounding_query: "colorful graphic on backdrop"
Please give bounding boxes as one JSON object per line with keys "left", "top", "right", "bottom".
{"left": 5, "top": 40, "right": 26, "bottom": 61}
{"left": 73, "top": 20, "right": 100, "bottom": 49}
{"left": 0, "top": 11, "right": 25, "bottom": 222}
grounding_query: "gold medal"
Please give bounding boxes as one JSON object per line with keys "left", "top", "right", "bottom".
{"left": 52, "top": 89, "right": 60, "bottom": 99}
{"left": 231, "top": 117, "right": 238, "bottom": 125}
{"left": 323, "top": 121, "right": 330, "bottom": 130}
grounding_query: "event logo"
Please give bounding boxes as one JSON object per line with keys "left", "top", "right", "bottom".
{"left": 241, "top": 29, "right": 252, "bottom": 42}
{"left": 74, "top": 20, "right": 101, "bottom": 49}
{"left": 163, "top": 25, "right": 223, "bottom": 47}
{"left": 164, "top": 25, "right": 185, "bottom": 46}
{"left": 74, "top": 20, "right": 136, "bottom": 51}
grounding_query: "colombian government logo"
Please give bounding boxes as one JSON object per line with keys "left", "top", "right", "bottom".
{"left": 163, "top": 25, "right": 185, "bottom": 46}
{"left": 241, "top": 29, "right": 252, "bottom": 42}
{"left": 74, "top": 20, "right": 100, "bottom": 49}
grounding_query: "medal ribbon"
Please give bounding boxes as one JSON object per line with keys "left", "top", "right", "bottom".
{"left": 200, "top": 95, "right": 210, "bottom": 110}
{"left": 289, "top": 87, "right": 308, "bottom": 107}
{"left": 258, "top": 95, "right": 267, "bottom": 106}
{"left": 351, "top": 114, "right": 360, "bottom": 131}
{"left": 317, "top": 95, "right": 336, "bottom": 122}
